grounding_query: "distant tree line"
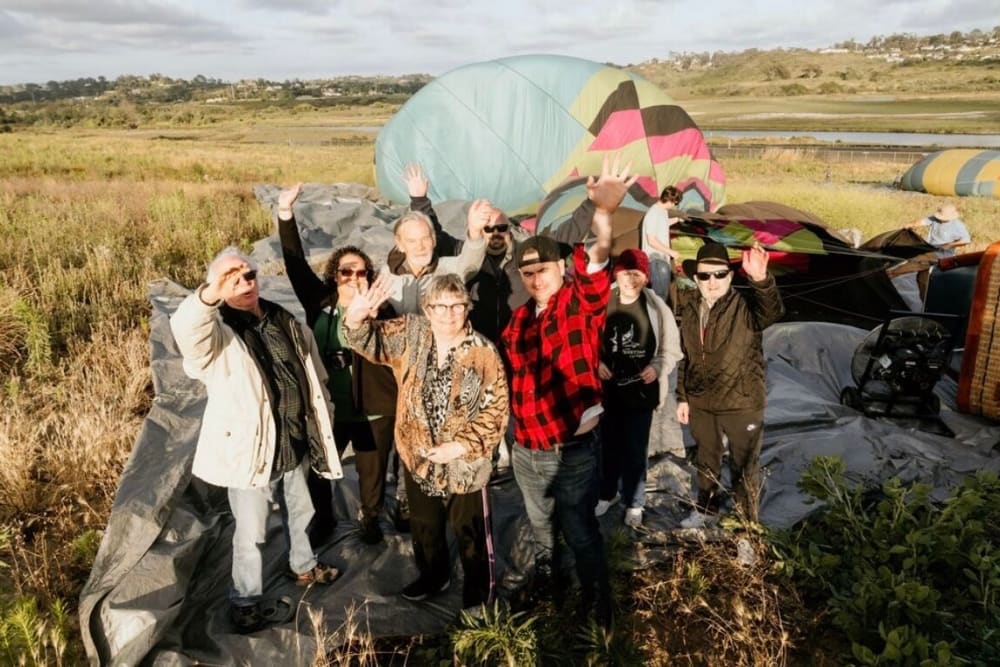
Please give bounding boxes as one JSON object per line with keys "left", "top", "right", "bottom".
{"left": 831, "top": 26, "right": 1000, "bottom": 51}
{"left": 646, "top": 26, "right": 1000, "bottom": 72}
{"left": 0, "top": 73, "right": 431, "bottom": 105}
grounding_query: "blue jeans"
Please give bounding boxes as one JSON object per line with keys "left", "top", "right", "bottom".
{"left": 511, "top": 431, "right": 609, "bottom": 605}
{"left": 649, "top": 255, "right": 672, "bottom": 303}
{"left": 599, "top": 407, "right": 654, "bottom": 509}
{"left": 228, "top": 460, "right": 317, "bottom": 603}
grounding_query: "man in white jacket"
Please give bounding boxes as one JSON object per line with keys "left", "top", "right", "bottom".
{"left": 170, "top": 247, "right": 344, "bottom": 633}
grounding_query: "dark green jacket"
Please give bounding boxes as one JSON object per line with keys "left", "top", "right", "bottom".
{"left": 676, "top": 275, "right": 784, "bottom": 412}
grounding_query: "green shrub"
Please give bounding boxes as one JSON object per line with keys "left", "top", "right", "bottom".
{"left": 775, "top": 456, "right": 1000, "bottom": 665}
{"left": 780, "top": 83, "right": 810, "bottom": 95}
{"left": 451, "top": 602, "right": 539, "bottom": 666}
{"left": 0, "top": 597, "right": 70, "bottom": 666}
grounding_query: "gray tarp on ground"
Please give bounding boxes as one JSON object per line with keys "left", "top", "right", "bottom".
{"left": 80, "top": 185, "right": 1000, "bottom": 665}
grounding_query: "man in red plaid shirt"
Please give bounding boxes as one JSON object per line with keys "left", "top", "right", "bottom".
{"left": 501, "top": 154, "right": 636, "bottom": 629}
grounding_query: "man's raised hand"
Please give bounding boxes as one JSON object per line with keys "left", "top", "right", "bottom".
{"left": 403, "top": 163, "right": 429, "bottom": 199}
{"left": 587, "top": 153, "right": 638, "bottom": 216}
{"left": 466, "top": 199, "right": 492, "bottom": 240}
{"left": 202, "top": 263, "right": 249, "bottom": 304}
{"left": 741, "top": 241, "right": 770, "bottom": 282}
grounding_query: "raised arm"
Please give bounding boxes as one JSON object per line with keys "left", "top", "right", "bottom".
{"left": 437, "top": 199, "right": 490, "bottom": 281}
{"left": 341, "top": 274, "right": 409, "bottom": 368}
{"left": 585, "top": 153, "right": 637, "bottom": 266}
{"left": 405, "top": 162, "right": 461, "bottom": 256}
{"left": 170, "top": 265, "right": 248, "bottom": 377}
{"left": 276, "top": 183, "right": 328, "bottom": 325}
{"left": 741, "top": 242, "right": 785, "bottom": 329}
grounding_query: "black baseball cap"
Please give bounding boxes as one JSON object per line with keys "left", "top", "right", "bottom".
{"left": 517, "top": 235, "right": 562, "bottom": 269}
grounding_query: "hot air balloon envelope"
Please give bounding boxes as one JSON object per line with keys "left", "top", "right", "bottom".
{"left": 375, "top": 54, "right": 726, "bottom": 215}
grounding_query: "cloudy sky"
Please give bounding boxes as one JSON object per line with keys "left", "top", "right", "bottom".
{"left": 0, "top": 0, "right": 995, "bottom": 85}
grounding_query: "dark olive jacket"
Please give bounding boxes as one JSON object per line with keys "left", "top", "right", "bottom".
{"left": 675, "top": 275, "right": 784, "bottom": 413}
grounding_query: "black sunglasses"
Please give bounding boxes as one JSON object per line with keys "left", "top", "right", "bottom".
{"left": 337, "top": 268, "right": 370, "bottom": 279}
{"left": 484, "top": 223, "right": 510, "bottom": 234}
{"left": 241, "top": 269, "right": 258, "bottom": 282}
{"left": 695, "top": 269, "right": 732, "bottom": 281}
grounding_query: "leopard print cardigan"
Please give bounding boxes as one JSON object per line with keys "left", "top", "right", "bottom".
{"left": 345, "top": 313, "right": 508, "bottom": 495}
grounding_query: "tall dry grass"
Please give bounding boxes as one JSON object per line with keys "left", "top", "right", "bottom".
{"left": 722, "top": 149, "right": 999, "bottom": 249}
{"left": 0, "top": 130, "right": 372, "bottom": 663}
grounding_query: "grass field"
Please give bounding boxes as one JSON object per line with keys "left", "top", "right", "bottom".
{"left": 679, "top": 94, "right": 1000, "bottom": 133}
{"left": 1, "top": 118, "right": 997, "bottom": 663}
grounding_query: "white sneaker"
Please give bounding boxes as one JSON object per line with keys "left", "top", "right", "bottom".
{"left": 736, "top": 538, "right": 756, "bottom": 567}
{"left": 624, "top": 507, "right": 643, "bottom": 528}
{"left": 680, "top": 508, "right": 713, "bottom": 529}
{"left": 594, "top": 493, "right": 620, "bottom": 517}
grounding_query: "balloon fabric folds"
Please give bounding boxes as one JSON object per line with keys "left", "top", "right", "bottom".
{"left": 900, "top": 149, "right": 1000, "bottom": 198}
{"left": 374, "top": 54, "right": 726, "bottom": 216}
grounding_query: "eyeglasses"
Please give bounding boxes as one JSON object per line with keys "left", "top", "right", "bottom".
{"left": 695, "top": 269, "right": 732, "bottom": 281}
{"left": 484, "top": 223, "right": 509, "bottom": 234}
{"left": 426, "top": 303, "right": 470, "bottom": 315}
{"left": 240, "top": 269, "right": 257, "bottom": 282}
{"left": 337, "top": 268, "right": 369, "bottom": 279}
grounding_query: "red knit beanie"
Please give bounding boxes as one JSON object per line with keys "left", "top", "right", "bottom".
{"left": 613, "top": 248, "right": 650, "bottom": 281}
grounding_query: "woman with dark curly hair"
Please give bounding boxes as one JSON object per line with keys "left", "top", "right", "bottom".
{"left": 276, "top": 184, "right": 398, "bottom": 546}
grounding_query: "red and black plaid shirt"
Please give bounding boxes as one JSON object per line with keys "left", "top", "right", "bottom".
{"left": 501, "top": 245, "right": 609, "bottom": 450}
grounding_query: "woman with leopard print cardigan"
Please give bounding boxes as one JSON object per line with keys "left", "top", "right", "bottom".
{"left": 344, "top": 273, "right": 507, "bottom": 611}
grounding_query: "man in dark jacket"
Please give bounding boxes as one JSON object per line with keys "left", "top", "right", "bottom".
{"left": 675, "top": 241, "right": 784, "bottom": 527}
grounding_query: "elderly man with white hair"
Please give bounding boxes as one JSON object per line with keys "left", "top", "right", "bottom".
{"left": 169, "top": 246, "right": 343, "bottom": 634}
{"left": 376, "top": 197, "right": 490, "bottom": 529}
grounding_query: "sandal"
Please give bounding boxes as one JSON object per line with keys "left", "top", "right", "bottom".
{"left": 293, "top": 562, "right": 341, "bottom": 586}
{"left": 259, "top": 595, "right": 296, "bottom": 624}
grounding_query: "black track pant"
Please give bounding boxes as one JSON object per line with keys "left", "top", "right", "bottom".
{"left": 689, "top": 406, "right": 764, "bottom": 520}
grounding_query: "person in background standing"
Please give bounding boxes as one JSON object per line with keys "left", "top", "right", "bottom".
{"left": 641, "top": 185, "right": 683, "bottom": 303}
{"left": 595, "top": 248, "right": 682, "bottom": 529}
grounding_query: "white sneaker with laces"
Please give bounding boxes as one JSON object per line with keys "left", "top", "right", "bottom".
{"left": 680, "top": 508, "right": 713, "bottom": 529}
{"left": 624, "top": 507, "right": 643, "bottom": 528}
{"left": 594, "top": 493, "right": 621, "bottom": 517}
